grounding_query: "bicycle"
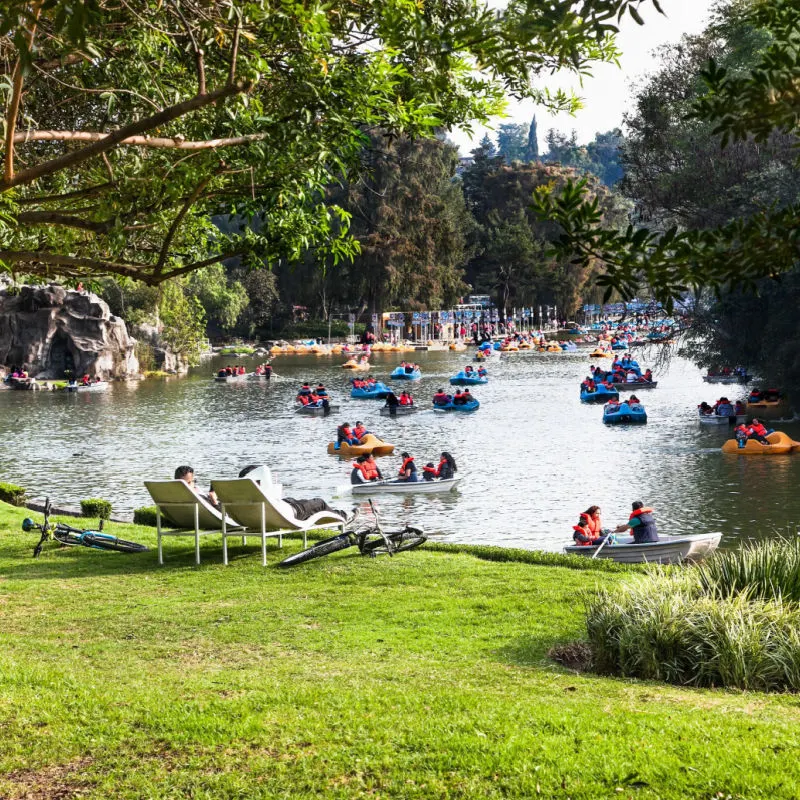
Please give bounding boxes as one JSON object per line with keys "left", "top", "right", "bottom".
{"left": 277, "top": 500, "right": 426, "bottom": 568}
{"left": 23, "top": 498, "right": 149, "bottom": 557}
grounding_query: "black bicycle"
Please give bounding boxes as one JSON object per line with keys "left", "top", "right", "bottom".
{"left": 278, "top": 500, "right": 426, "bottom": 568}
{"left": 23, "top": 498, "right": 149, "bottom": 557}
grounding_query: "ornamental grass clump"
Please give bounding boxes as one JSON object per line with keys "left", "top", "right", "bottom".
{"left": 585, "top": 561, "right": 800, "bottom": 691}
{"left": 697, "top": 537, "right": 800, "bottom": 602}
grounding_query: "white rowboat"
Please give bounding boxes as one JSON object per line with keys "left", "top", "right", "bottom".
{"left": 352, "top": 476, "right": 461, "bottom": 495}
{"left": 564, "top": 532, "right": 722, "bottom": 564}
{"left": 379, "top": 405, "right": 419, "bottom": 417}
{"left": 698, "top": 413, "right": 734, "bottom": 425}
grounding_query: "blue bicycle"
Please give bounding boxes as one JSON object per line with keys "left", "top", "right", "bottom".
{"left": 23, "top": 498, "right": 149, "bottom": 557}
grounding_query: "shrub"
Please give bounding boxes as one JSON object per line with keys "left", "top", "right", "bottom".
{"left": 0, "top": 482, "right": 27, "bottom": 506}
{"left": 133, "top": 506, "right": 159, "bottom": 527}
{"left": 81, "top": 498, "right": 112, "bottom": 520}
{"left": 584, "top": 567, "right": 800, "bottom": 691}
{"left": 219, "top": 345, "right": 254, "bottom": 355}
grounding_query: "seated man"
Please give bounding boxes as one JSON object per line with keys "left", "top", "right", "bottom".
{"left": 353, "top": 421, "right": 368, "bottom": 440}
{"left": 462, "top": 389, "right": 474, "bottom": 403}
{"left": 175, "top": 464, "right": 219, "bottom": 508}
{"left": 432, "top": 388, "right": 450, "bottom": 406}
{"left": 399, "top": 391, "right": 413, "bottom": 406}
{"left": 452, "top": 389, "right": 466, "bottom": 405}
{"left": 698, "top": 401, "right": 714, "bottom": 415}
{"left": 614, "top": 501, "right": 658, "bottom": 543}
{"left": 238, "top": 465, "right": 347, "bottom": 521}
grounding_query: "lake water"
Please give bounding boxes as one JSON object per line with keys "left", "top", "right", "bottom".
{"left": 1, "top": 348, "right": 797, "bottom": 551}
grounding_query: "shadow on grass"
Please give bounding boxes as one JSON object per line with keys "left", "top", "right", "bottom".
{"left": 497, "top": 633, "right": 577, "bottom": 668}
{"left": 0, "top": 539, "right": 303, "bottom": 582}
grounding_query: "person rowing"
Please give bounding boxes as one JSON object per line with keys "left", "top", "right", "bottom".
{"left": 614, "top": 501, "right": 659, "bottom": 543}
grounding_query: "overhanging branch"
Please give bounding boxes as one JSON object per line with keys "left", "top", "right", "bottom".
{"left": 13, "top": 130, "right": 270, "bottom": 150}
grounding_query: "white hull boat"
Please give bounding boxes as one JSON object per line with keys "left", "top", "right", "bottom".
{"left": 352, "top": 476, "right": 461, "bottom": 495}
{"left": 564, "top": 532, "right": 722, "bottom": 564}
{"left": 295, "top": 403, "right": 339, "bottom": 416}
{"left": 66, "top": 381, "right": 109, "bottom": 392}
{"left": 698, "top": 413, "right": 734, "bottom": 425}
{"left": 214, "top": 373, "right": 248, "bottom": 382}
{"left": 702, "top": 375, "right": 749, "bottom": 384}
{"left": 379, "top": 405, "right": 419, "bottom": 417}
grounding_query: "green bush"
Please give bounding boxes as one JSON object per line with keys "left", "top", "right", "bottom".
{"left": 219, "top": 345, "right": 255, "bottom": 355}
{"left": 278, "top": 320, "right": 364, "bottom": 339}
{"left": 584, "top": 552, "right": 800, "bottom": 691}
{"left": 80, "top": 498, "right": 112, "bottom": 520}
{"left": 133, "top": 506, "right": 159, "bottom": 527}
{"left": 0, "top": 482, "right": 27, "bottom": 506}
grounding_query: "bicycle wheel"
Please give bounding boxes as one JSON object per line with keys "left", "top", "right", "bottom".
{"left": 82, "top": 534, "right": 149, "bottom": 553}
{"left": 277, "top": 533, "right": 354, "bottom": 568}
{"left": 360, "top": 527, "right": 426, "bottom": 556}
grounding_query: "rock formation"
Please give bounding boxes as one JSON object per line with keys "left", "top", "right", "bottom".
{"left": 0, "top": 285, "right": 139, "bottom": 379}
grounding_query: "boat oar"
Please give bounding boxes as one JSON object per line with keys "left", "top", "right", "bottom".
{"left": 591, "top": 532, "right": 613, "bottom": 559}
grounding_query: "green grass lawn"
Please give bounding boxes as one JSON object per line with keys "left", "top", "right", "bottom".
{"left": 1, "top": 501, "right": 798, "bottom": 799}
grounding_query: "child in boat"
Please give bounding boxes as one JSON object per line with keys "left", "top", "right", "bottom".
{"left": 422, "top": 463, "right": 438, "bottom": 481}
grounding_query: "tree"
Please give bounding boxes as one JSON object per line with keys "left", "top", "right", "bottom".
{"left": 496, "top": 123, "right": 529, "bottom": 163}
{"left": 534, "top": 0, "right": 800, "bottom": 309}
{"left": 0, "top": 0, "right": 656, "bottom": 285}
{"left": 158, "top": 281, "right": 207, "bottom": 366}
{"left": 186, "top": 264, "right": 249, "bottom": 334}
{"left": 526, "top": 116, "right": 540, "bottom": 161}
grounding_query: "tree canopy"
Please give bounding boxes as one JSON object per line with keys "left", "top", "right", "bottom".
{"left": 0, "top": 0, "right": 658, "bottom": 285}
{"left": 534, "top": 0, "right": 800, "bottom": 309}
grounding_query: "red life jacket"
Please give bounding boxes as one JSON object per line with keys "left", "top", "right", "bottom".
{"left": 582, "top": 513, "right": 601, "bottom": 537}
{"left": 341, "top": 425, "right": 353, "bottom": 438}
{"left": 354, "top": 462, "right": 370, "bottom": 480}
{"left": 751, "top": 423, "right": 768, "bottom": 437}
{"left": 354, "top": 426, "right": 366, "bottom": 439}
{"left": 399, "top": 395, "right": 411, "bottom": 405}
{"left": 628, "top": 507, "right": 654, "bottom": 522}
{"left": 363, "top": 460, "right": 380, "bottom": 480}
{"left": 298, "top": 395, "right": 310, "bottom": 405}
{"left": 433, "top": 392, "right": 449, "bottom": 404}
{"left": 398, "top": 456, "right": 415, "bottom": 476}
{"left": 422, "top": 465, "right": 438, "bottom": 477}
{"left": 572, "top": 524, "right": 597, "bottom": 546}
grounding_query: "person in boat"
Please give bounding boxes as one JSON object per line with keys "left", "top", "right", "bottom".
{"left": 337, "top": 423, "right": 360, "bottom": 445}
{"left": 628, "top": 395, "right": 641, "bottom": 405}
{"left": 353, "top": 421, "right": 369, "bottom": 440}
{"left": 435, "top": 452, "right": 457, "bottom": 479}
{"left": 716, "top": 397, "right": 734, "bottom": 416}
{"left": 605, "top": 399, "right": 620, "bottom": 413}
{"left": 643, "top": 369, "right": 653, "bottom": 382}
{"left": 734, "top": 400, "right": 746, "bottom": 416}
{"left": 238, "top": 365, "right": 246, "bottom": 375}
{"left": 422, "top": 462, "right": 438, "bottom": 481}
{"left": 80, "top": 373, "right": 91, "bottom": 386}
{"left": 297, "top": 393, "right": 311, "bottom": 406}
{"left": 462, "top": 389, "right": 474, "bottom": 404}
{"left": 298, "top": 382, "right": 312, "bottom": 397}
{"left": 748, "top": 388, "right": 762, "bottom": 402}
{"left": 217, "top": 368, "right": 228, "bottom": 378}
{"left": 477, "top": 366, "right": 487, "bottom": 378}
{"left": 399, "top": 390, "right": 413, "bottom": 406}
{"left": 364, "top": 453, "right": 383, "bottom": 481}
{"left": 614, "top": 501, "right": 659, "bottom": 543}
{"left": 464, "top": 365, "right": 474, "bottom": 374}
{"left": 397, "top": 452, "right": 418, "bottom": 482}
{"left": 433, "top": 388, "right": 450, "bottom": 406}
{"left": 239, "top": 465, "right": 347, "bottom": 521}
{"left": 747, "top": 418, "right": 771, "bottom": 444}
{"left": 625, "top": 369, "right": 638, "bottom": 383}
{"left": 572, "top": 514, "right": 606, "bottom": 547}
{"left": 698, "top": 401, "right": 714, "bottom": 416}
{"left": 316, "top": 383, "right": 328, "bottom": 397}
{"left": 175, "top": 464, "right": 219, "bottom": 508}
{"left": 734, "top": 423, "right": 750, "bottom": 447}
{"left": 763, "top": 388, "right": 782, "bottom": 402}
{"left": 263, "top": 364, "right": 272, "bottom": 379}
{"left": 452, "top": 389, "right": 466, "bottom": 405}
{"left": 384, "top": 391, "right": 400, "bottom": 409}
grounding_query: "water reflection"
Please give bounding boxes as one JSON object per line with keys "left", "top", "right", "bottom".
{"left": 0, "top": 349, "right": 797, "bottom": 551}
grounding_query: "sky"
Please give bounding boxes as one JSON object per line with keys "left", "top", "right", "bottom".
{"left": 449, "top": 0, "right": 717, "bottom": 155}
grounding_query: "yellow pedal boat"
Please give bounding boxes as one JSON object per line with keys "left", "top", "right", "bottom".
{"left": 721, "top": 430, "right": 800, "bottom": 455}
{"left": 327, "top": 434, "right": 395, "bottom": 457}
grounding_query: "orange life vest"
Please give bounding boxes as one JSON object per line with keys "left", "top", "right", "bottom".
{"left": 422, "top": 465, "right": 437, "bottom": 477}
{"left": 628, "top": 507, "right": 654, "bottom": 522}
{"left": 363, "top": 460, "right": 380, "bottom": 480}
{"left": 572, "top": 524, "right": 597, "bottom": 546}
{"left": 398, "top": 457, "right": 415, "bottom": 476}
{"left": 354, "top": 426, "right": 366, "bottom": 439}
{"left": 582, "top": 513, "right": 601, "bottom": 537}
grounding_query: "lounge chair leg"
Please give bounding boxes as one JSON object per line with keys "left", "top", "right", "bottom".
{"left": 194, "top": 504, "right": 200, "bottom": 566}
{"left": 222, "top": 507, "right": 228, "bottom": 566}
{"left": 261, "top": 504, "right": 267, "bottom": 567}
{"left": 157, "top": 511, "right": 163, "bottom": 565}
{"left": 278, "top": 533, "right": 283, "bottom": 549}
{"left": 303, "top": 530, "right": 307, "bottom": 549}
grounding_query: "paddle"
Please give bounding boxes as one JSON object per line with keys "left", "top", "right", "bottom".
{"left": 591, "top": 532, "right": 614, "bottom": 559}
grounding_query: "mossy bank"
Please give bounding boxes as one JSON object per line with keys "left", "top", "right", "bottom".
{"left": 0, "top": 501, "right": 798, "bottom": 799}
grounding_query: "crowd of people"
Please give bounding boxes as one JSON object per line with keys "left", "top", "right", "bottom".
{"left": 217, "top": 365, "right": 247, "bottom": 377}
{"left": 697, "top": 397, "right": 744, "bottom": 417}
{"left": 296, "top": 382, "right": 330, "bottom": 407}
{"left": 351, "top": 376, "right": 382, "bottom": 390}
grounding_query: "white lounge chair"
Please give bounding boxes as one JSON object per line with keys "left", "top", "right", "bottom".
{"left": 211, "top": 478, "right": 346, "bottom": 566}
{"left": 144, "top": 479, "right": 241, "bottom": 565}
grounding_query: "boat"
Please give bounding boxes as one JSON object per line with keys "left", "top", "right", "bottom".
{"left": 580, "top": 386, "right": 619, "bottom": 403}
{"left": 746, "top": 396, "right": 791, "bottom": 420}
{"left": 449, "top": 370, "right": 488, "bottom": 386}
{"left": 326, "top": 434, "right": 395, "bottom": 457}
{"left": 603, "top": 400, "right": 647, "bottom": 424}
{"left": 721, "top": 430, "right": 799, "bottom": 455}
{"left": 214, "top": 372, "right": 248, "bottom": 383}
{"left": 611, "top": 381, "right": 658, "bottom": 390}
{"left": 295, "top": 402, "right": 339, "bottom": 416}
{"left": 390, "top": 366, "right": 421, "bottom": 380}
{"left": 610, "top": 341, "right": 629, "bottom": 350}
{"left": 351, "top": 476, "right": 461, "bottom": 495}
{"left": 589, "top": 349, "right": 613, "bottom": 358}
{"left": 564, "top": 532, "right": 722, "bottom": 564}
{"left": 703, "top": 374, "right": 750, "bottom": 384}
{"left": 66, "top": 381, "right": 110, "bottom": 392}
{"left": 698, "top": 412, "right": 734, "bottom": 426}
{"left": 342, "top": 359, "right": 370, "bottom": 370}
{"left": 350, "top": 381, "right": 392, "bottom": 399}
{"left": 433, "top": 398, "right": 480, "bottom": 412}
{"left": 379, "top": 404, "right": 419, "bottom": 417}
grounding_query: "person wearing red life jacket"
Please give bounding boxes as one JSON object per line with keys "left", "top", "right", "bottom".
{"left": 351, "top": 456, "right": 373, "bottom": 484}
{"left": 399, "top": 391, "right": 413, "bottom": 406}
{"left": 435, "top": 452, "right": 457, "bottom": 479}
{"left": 337, "top": 423, "right": 359, "bottom": 445}
{"left": 297, "top": 394, "right": 310, "bottom": 406}
{"left": 353, "top": 422, "right": 368, "bottom": 440}
{"left": 397, "top": 452, "right": 418, "bottom": 482}
{"left": 572, "top": 515, "right": 601, "bottom": 546}
{"left": 614, "top": 501, "right": 659, "bottom": 543}
{"left": 422, "top": 463, "right": 438, "bottom": 481}
{"left": 363, "top": 453, "right": 382, "bottom": 481}
{"left": 433, "top": 388, "right": 450, "bottom": 407}
{"left": 747, "top": 418, "right": 770, "bottom": 443}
